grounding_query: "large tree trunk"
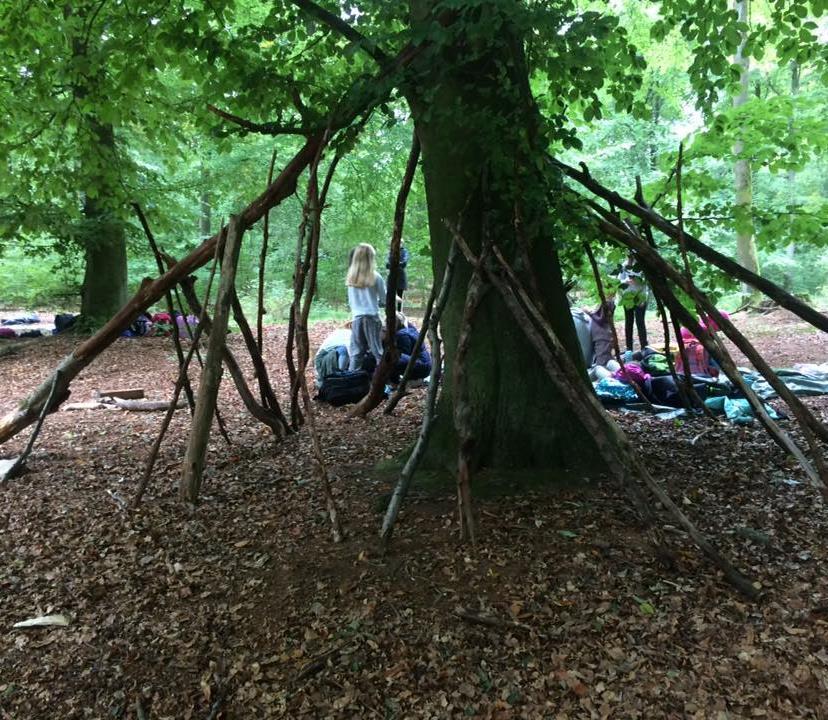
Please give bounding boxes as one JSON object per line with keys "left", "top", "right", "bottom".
{"left": 406, "top": 1, "right": 606, "bottom": 479}
{"left": 732, "top": 0, "right": 760, "bottom": 304}
{"left": 67, "top": 5, "right": 129, "bottom": 328}
{"left": 80, "top": 193, "right": 128, "bottom": 327}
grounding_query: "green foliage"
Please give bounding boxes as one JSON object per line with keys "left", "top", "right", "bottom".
{"left": 0, "top": 0, "right": 826, "bottom": 316}
{"left": 652, "top": 0, "right": 828, "bottom": 109}
{"left": 0, "top": 244, "right": 82, "bottom": 309}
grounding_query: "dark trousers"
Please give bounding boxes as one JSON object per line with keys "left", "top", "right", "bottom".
{"left": 624, "top": 304, "right": 648, "bottom": 350}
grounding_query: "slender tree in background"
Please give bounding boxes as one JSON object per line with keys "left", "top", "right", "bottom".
{"left": 784, "top": 60, "right": 801, "bottom": 290}
{"left": 732, "top": 0, "right": 761, "bottom": 304}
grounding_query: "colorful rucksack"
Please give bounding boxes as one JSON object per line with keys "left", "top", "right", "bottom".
{"left": 675, "top": 340, "right": 714, "bottom": 376}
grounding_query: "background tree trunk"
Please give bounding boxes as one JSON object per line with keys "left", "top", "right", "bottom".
{"left": 199, "top": 165, "right": 212, "bottom": 239}
{"left": 783, "top": 61, "right": 800, "bottom": 291}
{"left": 67, "top": 4, "right": 129, "bottom": 328}
{"left": 79, "top": 121, "right": 128, "bottom": 327}
{"left": 732, "top": 0, "right": 760, "bottom": 304}
{"left": 406, "top": 0, "right": 607, "bottom": 481}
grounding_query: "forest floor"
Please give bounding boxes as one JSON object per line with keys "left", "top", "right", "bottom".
{"left": 1, "top": 308, "right": 827, "bottom": 719}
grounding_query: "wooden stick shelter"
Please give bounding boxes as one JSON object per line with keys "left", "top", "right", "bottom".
{"left": 1, "top": 66, "right": 826, "bottom": 598}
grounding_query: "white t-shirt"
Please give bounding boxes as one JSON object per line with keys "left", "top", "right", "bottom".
{"left": 347, "top": 272, "right": 386, "bottom": 318}
{"left": 317, "top": 328, "right": 352, "bottom": 355}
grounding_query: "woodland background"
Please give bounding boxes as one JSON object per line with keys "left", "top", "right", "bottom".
{"left": 1, "top": 1, "right": 826, "bottom": 320}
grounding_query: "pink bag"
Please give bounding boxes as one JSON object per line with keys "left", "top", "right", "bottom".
{"left": 613, "top": 362, "right": 651, "bottom": 386}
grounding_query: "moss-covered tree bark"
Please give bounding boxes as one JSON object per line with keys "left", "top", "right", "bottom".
{"left": 406, "top": 0, "right": 607, "bottom": 479}
{"left": 80, "top": 199, "right": 128, "bottom": 327}
{"left": 67, "top": 4, "right": 129, "bottom": 328}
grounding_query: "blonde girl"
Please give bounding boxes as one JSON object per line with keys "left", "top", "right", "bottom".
{"left": 346, "top": 243, "right": 386, "bottom": 371}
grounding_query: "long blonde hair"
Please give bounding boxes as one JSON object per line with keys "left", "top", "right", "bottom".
{"left": 346, "top": 243, "right": 377, "bottom": 288}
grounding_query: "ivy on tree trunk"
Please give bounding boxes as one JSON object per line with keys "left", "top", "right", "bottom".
{"left": 405, "top": 0, "right": 608, "bottom": 480}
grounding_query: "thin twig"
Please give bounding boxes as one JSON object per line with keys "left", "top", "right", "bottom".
{"left": 1, "top": 371, "right": 61, "bottom": 483}
{"left": 380, "top": 243, "right": 458, "bottom": 546}
{"left": 131, "top": 240, "right": 222, "bottom": 511}
{"left": 257, "top": 147, "right": 278, "bottom": 358}
{"left": 132, "top": 202, "right": 196, "bottom": 415}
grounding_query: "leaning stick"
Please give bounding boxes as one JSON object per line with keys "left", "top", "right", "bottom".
{"left": 628, "top": 190, "right": 696, "bottom": 413}
{"left": 289, "top": 138, "right": 345, "bottom": 542}
{"left": 286, "top": 206, "right": 310, "bottom": 427}
{"left": 131, "top": 243, "right": 222, "bottom": 510}
{"left": 299, "top": 374, "right": 344, "bottom": 543}
{"left": 1, "top": 371, "right": 61, "bottom": 483}
{"left": 179, "top": 282, "right": 288, "bottom": 437}
{"left": 297, "top": 148, "right": 341, "bottom": 380}
{"left": 665, "top": 145, "right": 707, "bottom": 405}
{"left": 665, "top": 145, "right": 726, "bottom": 416}
{"left": 132, "top": 203, "right": 196, "bottom": 414}
{"left": 257, "top": 147, "right": 278, "bottom": 357}
{"left": 134, "top": 205, "right": 232, "bottom": 445}
{"left": 230, "top": 290, "right": 290, "bottom": 434}
{"left": 288, "top": 135, "right": 332, "bottom": 426}
{"left": 552, "top": 157, "right": 828, "bottom": 334}
{"left": 287, "top": 148, "right": 343, "bottom": 540}
{"left": 351, "top": 131, "right": 421, "bottom": 418}
{"left": 384, "top": 278, "right": 437, "bottom": 414}
{"left": 380, "top": 243, "right": 458, "bottom": 546}
{"left": 452, "top": 237, "right": 487, "bottom": 545}
{"left": 166, "top": 279, "right": 233, "bottom": 447}
{"left": 181, "top": 216, "right": 246, "bottom": 503}
{"left": 289, "top": 136, "right": 329, "bottom": 425}
{"left": 454, "top": 233, "right": 758, "bottom": 598}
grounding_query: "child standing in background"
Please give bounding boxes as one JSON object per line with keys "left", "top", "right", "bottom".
{"left": 386, "top": 238, "right": 410, "bottom": 311}
{"left": 616, "top": 253, "right": 649, "bottom": 355}
{"left": 346, "top": 243, "right": 386, "bottom": 371}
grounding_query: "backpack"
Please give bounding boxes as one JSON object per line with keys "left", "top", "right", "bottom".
{"left": 675, "top": 340, "right": 714, "bottom": 376}
{"left": 317, "top": 370, "right": 371, "bottom": 406}
{"left": 641, "top": 353, "right": 671, "bottom": 376}
{"left": 54, "top": 313, "right": 78, "bottom": 333}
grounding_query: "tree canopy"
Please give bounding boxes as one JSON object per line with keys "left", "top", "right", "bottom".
{"left": 0, "top": 0, "right": 825, "bottom": 317}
